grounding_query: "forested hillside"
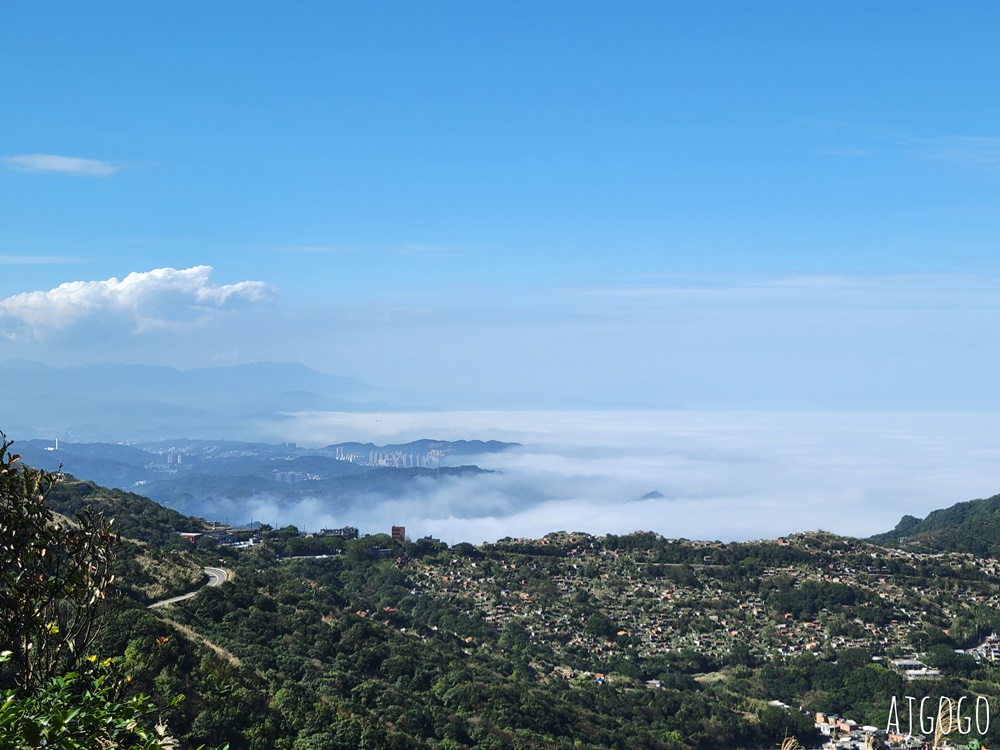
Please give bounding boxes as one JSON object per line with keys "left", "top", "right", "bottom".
{"left": 27, "top": 470, "right": 1000, "bottom": 749}
{"left": 871, "top": 492, "right": 1000, "bottom": 557}
{"left": 42, "top": 475, "right": 212, "bottom": 605}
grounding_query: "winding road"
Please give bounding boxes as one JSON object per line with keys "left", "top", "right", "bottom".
{"left": 148, "top": 567, "right": 229, "bottom": 608}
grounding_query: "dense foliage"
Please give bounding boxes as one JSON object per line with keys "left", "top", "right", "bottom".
{"left": 0, "top": 651, "right": 192, "bottom": 750}
{"left": 0, "top": 443, "right": 117, "bottom": 693}
{"left": 871, "top": 492, "right": 1000, "bottom": 558}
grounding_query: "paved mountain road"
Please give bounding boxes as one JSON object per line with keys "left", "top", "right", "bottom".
{"left": 148, "top": 567, "right": 229, "bottom": 608}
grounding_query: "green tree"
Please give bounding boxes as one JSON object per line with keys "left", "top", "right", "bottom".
{"left": 0, "top": 433, "right": 226, "bottom": 749}
{"left": 0, "top": 434, "right": 118, "bottom": 691}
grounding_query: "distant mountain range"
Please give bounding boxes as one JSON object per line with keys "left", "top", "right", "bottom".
{"left": 18, "top": 436, "right": 520, "bottom": 523}
{"left": 1, "top": 359, "right": 446, "bottom": 441}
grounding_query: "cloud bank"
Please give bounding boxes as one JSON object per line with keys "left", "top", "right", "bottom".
{"left": 245, "top": 410, "right": 1000, "bottom": 545}
{"left": 2, "top": 153, "right": 121, "bottom": 177}
{"left": 0, "top": 265, "right": 275, "bottom": 343}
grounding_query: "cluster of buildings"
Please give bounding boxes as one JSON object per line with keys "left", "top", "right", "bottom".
{"left": 966, "top": 632, "right": 1000, "bottom": 663}
{"left": 316, "top": 526, "right": 360, "bottom": 539}
{"left": 813, "top": 713, "right": 882, "bottom": 748}
{"left": 176, "top": 525, "right": 261, "bottom": 548}
{"left": 273, "top": 470, "right": 322, "bottom": 483}
{"left": 811, "top": 710, "right": 988, "bottom": 750}
{"left": 889, "top": 656, "right": 943, "bottom": 680}
{"left": 334, "top": 446, "right": 444, "bottom": 468}
{"left": 395, "top": 531, "right": 1000, "bottom": 671}
{"left": 188, "top": 522, "right": 439, "bottom": 549}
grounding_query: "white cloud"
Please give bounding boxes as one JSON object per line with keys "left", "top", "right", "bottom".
{"left": 2, "top": 153, "right": 120, "bottom": 177}
{"left": 0, "top": 265, "right": 275, "bottom": 342}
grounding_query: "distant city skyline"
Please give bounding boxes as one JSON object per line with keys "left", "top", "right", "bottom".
{"left": 3, "top": 4, "right": 1000, "bottom": 410}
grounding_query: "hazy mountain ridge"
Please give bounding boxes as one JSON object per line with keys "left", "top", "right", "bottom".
{"left": 18, "top": 436, "right": 520, "bottom": 525}
{"left": 0, "top": 359, "right": 445, "bottom": 441}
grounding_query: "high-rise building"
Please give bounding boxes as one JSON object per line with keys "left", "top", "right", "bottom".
{"left": 391, "top": 525, "right": 406, "bottom": 543}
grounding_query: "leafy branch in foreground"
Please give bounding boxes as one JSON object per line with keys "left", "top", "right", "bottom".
{"left": 0, "top": 651, "right": 198, "bottom": 750}
{"left": 0, "top": 433, "right": 118, "bottom": 692}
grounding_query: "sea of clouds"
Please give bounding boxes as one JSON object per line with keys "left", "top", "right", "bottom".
{"left": 244, "top": 409, "right": 1000, "bottom": 545}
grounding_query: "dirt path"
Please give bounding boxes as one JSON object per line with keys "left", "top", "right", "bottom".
{"left": 156, "top": 616, "right": 242, "bottom": 667}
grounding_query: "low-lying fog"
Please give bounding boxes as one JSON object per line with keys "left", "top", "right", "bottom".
{"left": 240, "top": 410, "right": 1000, "bottom": 545}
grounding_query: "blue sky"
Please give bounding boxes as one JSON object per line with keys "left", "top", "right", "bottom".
{"left": 3, "top": 3, "right": 1000, "bottom": 408}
